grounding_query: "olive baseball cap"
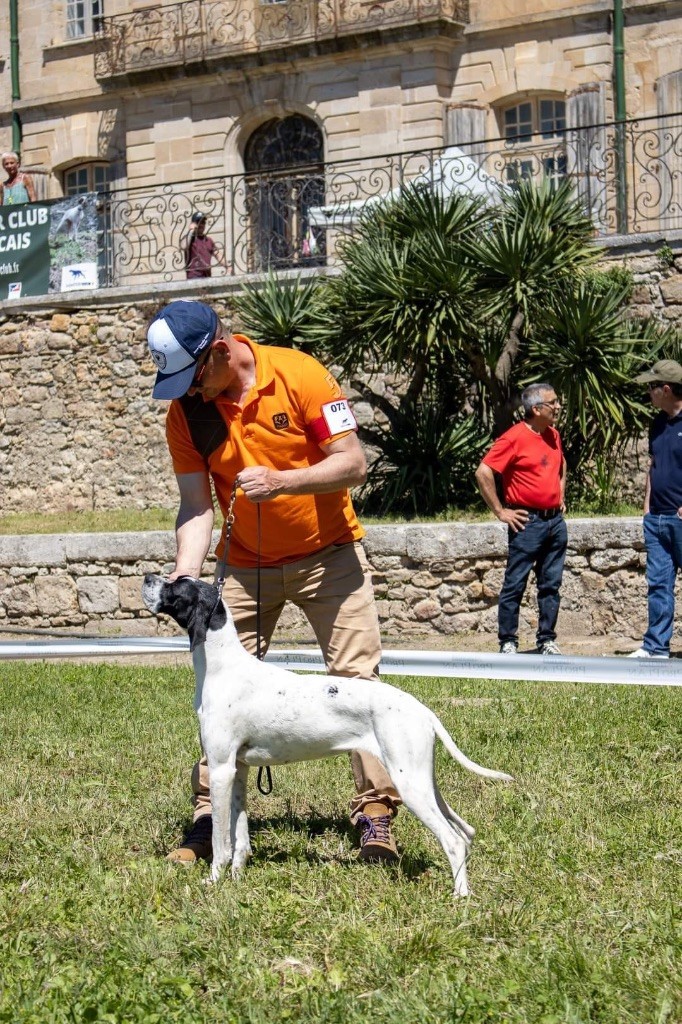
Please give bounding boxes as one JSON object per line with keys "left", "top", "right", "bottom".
{"left": 634, "top": 359, "right": 682, "bottom": 385}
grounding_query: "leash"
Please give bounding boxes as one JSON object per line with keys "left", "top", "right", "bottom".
{"left": 213, "top": 480, "right": 238, "bottom": 603}
{"left": 254, "top": 503, "right": 273, "bottom": 796}
{"left": 214, "top": 480, "right": 272, "bottom": 797}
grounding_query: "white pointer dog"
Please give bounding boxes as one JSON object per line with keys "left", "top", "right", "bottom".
{"left": 142, "top": 573, "right": 513, "bottom": 896}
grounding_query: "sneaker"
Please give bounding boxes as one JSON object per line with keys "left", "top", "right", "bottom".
{"left": 537, "top": 640, "right": 561, "bottom": 655}
{"left": 626, "top": 647, "right": 669, "bottom": 659}
{"left": 166, "top": 814, "right": 213, "bottom": 864}
{"left": 499, "top": 641, "right": 518, "bottom": 655}
{"left": 357, "top": 802, "right": 399, "bottom": 864}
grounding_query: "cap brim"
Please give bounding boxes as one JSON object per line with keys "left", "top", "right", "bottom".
{"left": 152, "top": 362, "right": 197, "bottom": 399}
{"left": 634, "top": 372, "right": 659, "bottom": 384}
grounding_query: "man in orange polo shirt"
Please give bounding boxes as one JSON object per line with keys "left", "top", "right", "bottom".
{"left": 475, "top": 382, "right": 567, "bottom": 656}
{"left": 147, "top": 299, "right": 400, "bottom": 865}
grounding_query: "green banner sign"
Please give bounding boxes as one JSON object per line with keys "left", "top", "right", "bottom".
{"left": 0, "top": 202, "right": 50, "bottom": 299}
{"left": 0, "top": 194, "right": 99, "bottom": 301}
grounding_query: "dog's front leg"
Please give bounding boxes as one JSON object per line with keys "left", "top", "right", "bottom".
{"left": 208, "top": 759, "right": 238, "bottom": 883}
{"left": 230, "top": 762, "right": 252, "bottom": 878}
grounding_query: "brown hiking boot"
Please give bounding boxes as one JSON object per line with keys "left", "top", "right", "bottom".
{"left": 356, "top": 802, "right": 399, "bottom": 864}
{"left": 166, "top": 814, "right": 213, "bottom": 864}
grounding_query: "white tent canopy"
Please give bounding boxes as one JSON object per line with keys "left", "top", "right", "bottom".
{"left": 308, "top": 146, "right": 503, "bottom": 229}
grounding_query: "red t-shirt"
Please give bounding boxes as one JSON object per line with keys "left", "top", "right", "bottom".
{"left": 482, "top": 421, "right": 563, "bottom": 509}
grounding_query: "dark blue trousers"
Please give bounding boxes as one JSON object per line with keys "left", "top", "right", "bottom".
{"left": 498, "top": 514, "right": 568, "bottom": 647}
{"left": 641, "top": 512, "right": 682, "bottom": 655}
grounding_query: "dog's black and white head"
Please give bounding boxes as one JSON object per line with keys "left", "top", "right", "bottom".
{"left": 142, "top": 573, "right": 227, "bottom": 651}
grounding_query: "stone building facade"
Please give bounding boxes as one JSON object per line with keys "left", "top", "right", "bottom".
{"left": 0, "top": 1, "right": 680, "bottom": 276}
{"left": 3, "top": 0, "right": 680, "bottom": 185}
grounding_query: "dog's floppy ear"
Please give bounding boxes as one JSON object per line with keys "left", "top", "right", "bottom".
{"left": 183, "top": 582, "right": 226, "bottom": 651}
{"left": 187, "top": 588, "right": 213, "bottom": 651}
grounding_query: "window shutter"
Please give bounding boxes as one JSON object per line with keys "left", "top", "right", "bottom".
{"left": 445, "top": 104, "right": 487, "bottom": 165}
{"left": 656, "top": 71, "right": 682, "bottom": 228}
{"left": 657, "top": 70, "right": 682, "bottom": 116}
{"left": 566, "top": 83, "right": 607, "bottom": 231}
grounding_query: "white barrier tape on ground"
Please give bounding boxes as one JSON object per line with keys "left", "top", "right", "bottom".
{"left": 272, "top": 649, "right": 682, "bottom": 686}
{"left": 0, "top": 637, "right": 680, "bottom": 686}
{"left": 0, "top": 637, "right": 190, "bottom": 658}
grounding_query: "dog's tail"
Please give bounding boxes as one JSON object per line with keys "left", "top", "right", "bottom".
{"left": 432, "top": 715, "right": 514, "bottom": 781}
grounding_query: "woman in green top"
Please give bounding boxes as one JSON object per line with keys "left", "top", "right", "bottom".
{"left": 1, "top": 152, "right": 36, "bottom": 205}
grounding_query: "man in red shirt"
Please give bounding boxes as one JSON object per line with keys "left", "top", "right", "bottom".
{"left": 184, "top": 212, "right": 227, "bottom": 279}
{"left": 475, "top": 383, "right": 567, "bottom": 655}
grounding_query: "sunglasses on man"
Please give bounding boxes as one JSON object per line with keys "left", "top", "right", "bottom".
{"left": 191, "top": 328, "right": 225, "bottom": 390}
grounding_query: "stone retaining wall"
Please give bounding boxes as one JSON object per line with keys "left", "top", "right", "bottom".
{"left": 0, "top": 519, "right": 655, "bottom": 645}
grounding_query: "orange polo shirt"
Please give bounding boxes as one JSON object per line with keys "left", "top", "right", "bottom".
{"left": 165, "top": 336, "right": 364, "bottom": 567}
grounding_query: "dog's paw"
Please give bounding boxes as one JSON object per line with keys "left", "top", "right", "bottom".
{"left": 206, "top": 864, "right": 229, "bottom": 885}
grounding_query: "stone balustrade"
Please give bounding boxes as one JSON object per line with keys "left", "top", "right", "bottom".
{"left": 0, "top": 518, "right": 651, "bottom": 648}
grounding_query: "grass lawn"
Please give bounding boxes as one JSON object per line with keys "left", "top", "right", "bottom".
{"left": 0, "top": 502, "right": 643, "bottom": 536}
{"left": 0, "top": 663, "right": 679, "bottom": 1023}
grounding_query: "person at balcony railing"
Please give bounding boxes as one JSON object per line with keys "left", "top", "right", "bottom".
{"left": 0, "top": 152, "right": 37, "bottom": 205}
{"left": 184, "top": 212, "right": 228, "bottom": 279}
{"left": 146, "top": 300, "right": 401, "bottom": 867}
{"left": 627, "top": 360, "right": 682, "bottom": 660}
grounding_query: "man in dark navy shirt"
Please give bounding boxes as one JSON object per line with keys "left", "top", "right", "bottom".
{"left": 628, "top": 359, "right": 682, "bottom": 658}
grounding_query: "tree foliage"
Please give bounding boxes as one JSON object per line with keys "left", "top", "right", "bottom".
{"left": 233, "top": 179, "right": 678, "bottom": 515}
{"left": 233, "top": 269, "right": 320, "bottom": 351}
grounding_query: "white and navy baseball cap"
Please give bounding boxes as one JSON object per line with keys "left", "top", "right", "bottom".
{"left": 147, "top": 300, "right": 219, "bottom": 399}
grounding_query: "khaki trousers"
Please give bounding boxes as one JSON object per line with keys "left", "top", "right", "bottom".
{"left": 191, "top": 541, "right": 401, "bottom": 824}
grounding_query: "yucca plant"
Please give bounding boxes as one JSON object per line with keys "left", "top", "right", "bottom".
{"left": 523, "top": 278, "right": 654, "bottom": 504}
{"left": 246, "top": 178, "right": 674, "bottom": 513}
{"left": 232, "top": 269, "right": 320, "bottom": 349}
{"left": 469, "top": 176, "right": 601, "bottom": 432}
{"left": 310, "top": 185, "right": 485, "bottom": 397}
{"left": 356, "top": 397, "right": 490, "bottom": 517}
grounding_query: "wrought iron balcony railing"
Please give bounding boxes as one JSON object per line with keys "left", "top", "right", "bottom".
{"left": 94, "top": 0, "right": 470, "bottom": 78}
{"left": 94, "top": 114, "right": 682, "bottom": 289}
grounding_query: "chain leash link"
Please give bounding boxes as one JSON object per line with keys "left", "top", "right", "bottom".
{"left": 214, "top": 479, "right": 238, "bottom": 601}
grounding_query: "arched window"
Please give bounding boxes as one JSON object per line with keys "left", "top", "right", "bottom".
{"left": 498, "top": 97, "right": 567, "bottom": 187}
{"left": 244, "top": 114, "right": 325, "bottom": 271}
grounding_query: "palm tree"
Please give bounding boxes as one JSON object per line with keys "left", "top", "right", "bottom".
{"left": 230, "top": 178, "right": 678, "bottom": 514}
{"left": 233, "top": 269, "right": 320, "bottom": 350}
{"left": 467, "top": 176, "right": 600, "bottom": 433}
{"left": 523, "top": 278, "right": 652, "bottom": 505}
